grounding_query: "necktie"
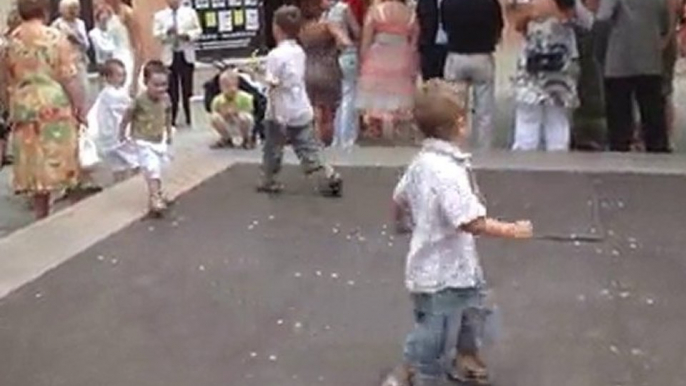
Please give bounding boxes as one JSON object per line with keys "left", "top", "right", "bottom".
{"left": 436, "top": 0, "right": 448, "bottom": 45}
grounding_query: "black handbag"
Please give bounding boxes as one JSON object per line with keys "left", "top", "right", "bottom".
{"left": 525, "top": 43, "right": 568, "bottom": 73}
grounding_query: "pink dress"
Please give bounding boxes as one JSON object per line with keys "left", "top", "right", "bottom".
{"left": 356, "top": 5, "right": 418, "bottom": 118}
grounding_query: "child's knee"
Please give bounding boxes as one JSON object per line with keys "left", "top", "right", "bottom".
{"left": 210, "top": 113, "right": 226, "bottom": 128}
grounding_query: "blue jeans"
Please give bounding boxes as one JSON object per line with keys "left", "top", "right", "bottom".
{"left": 404, "top": 288, "right": 486, "bottom": 383}
{"left": 333, "top": 49, "right": 359, "bottom": 149}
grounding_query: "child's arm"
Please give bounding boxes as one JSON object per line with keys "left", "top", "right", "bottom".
{"left": 119, "top": 105, "right": 134, "bottom": 143}
{"left": 392, "top": 174, "right": 413, "bottom": 234}
{"left": 462, "top": 218, "right": 533, "bottom": 239}
{"left": 165, "top": 99, "right": 173, "bottom": 145}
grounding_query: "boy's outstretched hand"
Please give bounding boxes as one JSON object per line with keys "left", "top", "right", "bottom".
{"left": 512, "top": 220, "right": 534, "bottom": 239}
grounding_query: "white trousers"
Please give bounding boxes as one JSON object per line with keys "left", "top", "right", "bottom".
{"left": 512, "top": 103, "right": 571, "bottom": 151}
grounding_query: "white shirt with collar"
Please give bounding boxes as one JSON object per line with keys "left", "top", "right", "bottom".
{"left": 394, "top": 139, "right": 487, "bottom": 293}
{"left": 265, "top": 40, "right": 314, "bottom": 127}
{"left": 153, "top": 6, "right": 202, "bottom": 66}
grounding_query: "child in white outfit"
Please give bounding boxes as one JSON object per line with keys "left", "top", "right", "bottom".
{"left": 88, "top": 59, "right": 139, "bottom": 182}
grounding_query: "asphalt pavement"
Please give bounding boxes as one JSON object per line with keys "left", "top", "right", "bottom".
{"left": 0, "top": 165, "right": 684, "bottom": 386}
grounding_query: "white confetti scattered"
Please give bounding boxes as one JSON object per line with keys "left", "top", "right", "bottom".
{"left": 97, "top": 255, "right": 105, "bottom": 261}
{"left": 382, "top": 224, "right": 388, "bottom": 230}
{"left": 199, "top": 265, "right": 206, "bottom": 272}
{"left": 346, "top": 235, "right": 352, "bottom": 240}
{"left": 389, "top": 235, "right": 395, "bottom": 241}
{"left": 294, "top": 322, "right": 303, "bottom": 329}
{"left": 269, "top": 215, "right": 275, "bottom": 221}
{"left": 250, "top": 352, "right": 257, "bottom": 358}
{"left": 600, "top": 289, "right": 611, "bottom": 297}
{"left": 617, "top": 201, "right": 625, "bottom": 208}
{"left": 388, "top": 242, "right": 394, "bottom": 247}
{"left": 595, "top": 248, "right": 603, "bottom": 254}
{"left": 631, "top": 348, "right": 644, "bottom": 356}
{"left": 148, "top": 226, "right": 155, "bottom": 232}
{"left": 358, "top": 236, "right": 366, "bottom": 242}
{"left": 324, "top": 325, "right": 331, "bottom": 330}
{"left": 331, "top": 273, "right": 339, "bottom": 279}
{"left": 619, "top": 292, "right": 630, "bottom": 299}
{"left": 630, "top": 243, "right": 638, "bottom": 250}
{"left": 646, "top": 298, "right": 655, "bottom": 305}
{"left": 608, "top": 230, "right": 615, "bottom": 236}
{"left": 628, "top": 237, "right": 637, "bottom": 243}
{"left": 609, "top": 345, "right": 620, "bottom": 355}
{"left": 35, "top": 293, "right": 43, "bottom": 299}
{"left": 248, "top": 225, "right": 255, "bottom": 230}
{"left": 574, "top": 241, "right": 581, "bottom": 247}
{"left": 577, "top": 294, "right": 586, "bottom": 302}
{"left": 294, "top": 272, "right": 302, "bottom": 278}
{"left": 268, "top": 354, "right": 278, "bottom": 362}
{"left": 332, "top": 228, "right": 340, "bottom": 234}
{"left": 347, "top": 280, "right": 356, "bottom": 286}
{"left": 612, "top": 250, "right": 620, "bottom": 256}
{"left": 381, "top": 231, "right": 387, "bottom": 236}
{"left": 316, "top": 271, "right": 322, "bottom": 277}
{"left": 253, "top": 220, "right": 260, "bottom": 225}
{"left": 111, "top": 259, "right": 118, "bottom": 265}
{"left": 277, "top": 319, "right": 284, "bottom": 325}
{"left": 171, "top": 221, "right": 179, "bottom": 227}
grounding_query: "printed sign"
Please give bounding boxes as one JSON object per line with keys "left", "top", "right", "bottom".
{"left": 192, "top": 0, "right": 265, "bottom": 61}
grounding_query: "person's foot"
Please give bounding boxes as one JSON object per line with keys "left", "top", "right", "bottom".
{"left": 256, "top": 180, "right": 285, "bottom": 194}
{"left": 381, "top": 365, "right": 413, "bottom": 386}
{"left": 149, "top": 193, "right": 167, "bottom": 218}
{"left": 242, "top": 137, "right": 256, "bottom": 150}
{"left": 449, "top": 353, "right": 490, "bottom": 385}
{"left": 210, "top": 137, "right": 234, "bottom": 150}
{"left": 318, "top": 171, "right": 342, "bottom": 198}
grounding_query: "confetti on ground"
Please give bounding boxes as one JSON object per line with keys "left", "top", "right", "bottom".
{"left": 249, "top": 352, "right": 257, "bottom": 358}
{"left": 347, "top": 280, "right": 356, "bottom": 286}
{"left": 609, "top": 345, "right": 620, "bottom": 355}
{"left": 294, "top": 272, "right": 302, "bottom": 278}
{"left": 277, "top": 319, "right": 284, "bottom": 325}
{"left": 268, "top": 215, "right": 275, "bottom": 221}
{"left": 646, "top": 298, "right": 656, "bottom": 305}
{"left": 148, "top": 226, "right": 155, "bottom": 232}
{"left": 198, "top": 265, "right": 206, "bottom": 272}
{"left": 97, "top": 255, "right": 105, "bottom": 261}
{"left": 631, "top": 348, "right": 644, "bottom": 356}
{"left": 268, "top": 354, "right": 277, "bottom": 362}
{"left": 111, "top": 259, "right": 118, "bottom": 265}
{"left": 331, "top": 273, "right": 339, "bottom": 279}
{"left": 618, "top": 292, "right": 631, "bottom": 299}
{"left": 35, "top": 293, "right": 42, "bottom": 299}
{"left": 171, "top": 221, "right": 179, "bottom": 227}
{"left": 315, "top": 271, "right": 322, "bottom": 277}
{"left": 577, "top": 294, "right": 586, "bottom": 302}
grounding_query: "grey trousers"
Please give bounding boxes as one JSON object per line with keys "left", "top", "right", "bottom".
{"left": 444, "top": 53, "right": 496, "bottom": 150}
{"left": 262, "top": 120, "right": 326, "bottom": 182}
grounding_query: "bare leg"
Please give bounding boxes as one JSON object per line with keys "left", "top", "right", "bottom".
{"left": 33, "top": 192, "right": 51, "bottom": 220}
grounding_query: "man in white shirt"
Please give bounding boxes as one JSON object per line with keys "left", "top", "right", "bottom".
{"left": 153, "top": 0, "right": 202, "bottom": 127}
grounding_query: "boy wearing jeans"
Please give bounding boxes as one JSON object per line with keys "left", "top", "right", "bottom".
{"left": 387, "top": 80, "right": 533, "bottom": 386}
{"left": 258, "top": 5, "right": 342, "bottom": 196}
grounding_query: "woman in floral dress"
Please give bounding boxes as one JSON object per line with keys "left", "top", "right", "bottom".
{"left": 1, "top": 0, "right": 87, "bottom": 219}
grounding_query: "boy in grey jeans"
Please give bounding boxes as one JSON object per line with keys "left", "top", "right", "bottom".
{"left": 386, "top": 80, "right": 532, "bottom": 386}
{"left": 257, "top": 5, "right": 342, "bottom": 196}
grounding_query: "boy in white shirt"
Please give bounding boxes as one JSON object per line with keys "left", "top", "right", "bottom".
{"left": 387, "top": 80, "right": 533, "bottom": 386}
{"left": 257, "top": 5, "right": 342, "bottom": 196}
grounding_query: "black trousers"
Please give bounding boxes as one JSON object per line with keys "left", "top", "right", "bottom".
{"left": 169, "top": 52, "right": 195, "bottom": 126}
{"left": 419, "top": 44, "right": 448, "bottom": 81}
{"left": 604, "top": 76, "right": 669, "bottom": 153}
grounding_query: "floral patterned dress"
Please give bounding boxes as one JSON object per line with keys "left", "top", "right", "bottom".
{"left": 3, "top": 22, "right": 80, "bottom": 194}
{"left": 513, "top": 17, "right": 580, "bottom": 109}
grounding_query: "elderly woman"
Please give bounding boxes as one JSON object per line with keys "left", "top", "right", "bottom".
{"left": 1, "top": 0, "right": 87, "bottom": 219}
{"left": 0, "top": 10, "right": 22, "bottom": 169}
{"left": 52, "top": 0, "right": 90, "bottom": 100}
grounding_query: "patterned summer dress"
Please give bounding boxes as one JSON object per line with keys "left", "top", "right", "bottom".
{"left": 300, "top": 22, "right": 343, "bottom": 110}
{"left": 513, "top": 17, "right": 580, "bottom": 109}
{"left": 4, "top": 22, "right": 80, "bottom": 194}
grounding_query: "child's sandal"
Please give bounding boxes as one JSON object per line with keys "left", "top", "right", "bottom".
{"left": 256, "top": 181, "right": 284, "bottom": 194}
{"left": 210, "top": 137, "right": 234, "bottom": 149}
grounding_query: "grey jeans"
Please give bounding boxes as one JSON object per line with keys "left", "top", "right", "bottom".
{"left": 444, "top": 53, "right": 496, "bottom": 150}
{"left": 262, "top": 120, "right": 325, "bottom": 182}
{"left": 404, "top": 288, "right": 487, "bottom": 383}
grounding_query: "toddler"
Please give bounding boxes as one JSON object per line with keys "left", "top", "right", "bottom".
{"left": 119, "top": 60, "right": 173, "bottom": 216}
{"left": 387, "top": 80, "right": 533, "bottom": 386}
{"left": 209, "top": 69, "right": 255, "bottom": 149}
{"left": 88, "top": 58, "right": 138, "bottom": 182}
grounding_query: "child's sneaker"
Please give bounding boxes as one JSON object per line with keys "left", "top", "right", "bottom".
{"left": 450, "top": 353, "right": 490, "bottom": 385}
{"left": 312, "top": 166, "right": 342, "bottom": 197}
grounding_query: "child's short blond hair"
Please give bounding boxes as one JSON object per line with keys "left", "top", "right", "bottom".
{"left": 413, "top": 79, "right": 470, "bottom": 139}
